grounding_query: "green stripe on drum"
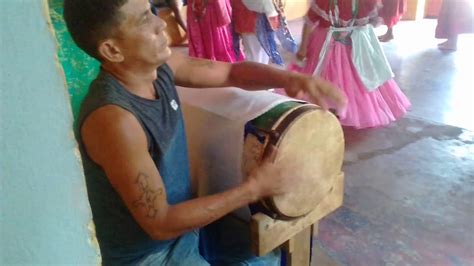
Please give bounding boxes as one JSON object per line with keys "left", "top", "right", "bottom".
{"left": 250, "top": 101, "right": 302, "bottom": 130}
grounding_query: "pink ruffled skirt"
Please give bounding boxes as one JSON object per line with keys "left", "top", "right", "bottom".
{"left": 288, "top": 26, "right": 411, "bottom": 129}
{"left": 187, "top": 0, "right": 243, "bottom": 62}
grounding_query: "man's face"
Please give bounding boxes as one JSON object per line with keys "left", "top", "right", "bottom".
{"left": 113, "top": 0, "right": 171, "bottom": 67}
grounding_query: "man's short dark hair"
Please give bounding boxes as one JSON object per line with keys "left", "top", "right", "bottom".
{"left": 63, "top": 0, "right": 128, "bottom": 60}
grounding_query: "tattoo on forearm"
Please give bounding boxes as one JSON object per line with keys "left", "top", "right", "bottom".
{"left": 132, "top": 172, "right": 164, "bottom": 219}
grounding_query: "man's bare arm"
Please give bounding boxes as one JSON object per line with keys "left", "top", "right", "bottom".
{"left": 167, "top": 52, "right": 347, "bottom": 111}
{"left": 81, "top": 105, "right": 281, "bottom": 240}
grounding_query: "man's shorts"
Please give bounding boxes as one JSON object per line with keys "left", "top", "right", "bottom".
{"left": 138, "top": 215, "right": 280, "bottom": 266}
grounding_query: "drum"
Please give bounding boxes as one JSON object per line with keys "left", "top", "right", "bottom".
{"left": 157, "top": 8, "right": 187, "bottom": 46}
{"left": 178, "top": 87, "right": 344, "bottom": 221}
{"left": 242, "top": 101, "right": 344, "bottom": 219}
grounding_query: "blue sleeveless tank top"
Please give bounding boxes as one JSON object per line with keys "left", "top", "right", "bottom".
{"left": 78, "top": 64, "right": 192, "bottom": 265}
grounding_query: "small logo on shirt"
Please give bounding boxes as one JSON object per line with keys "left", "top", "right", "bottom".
{"left": 170, "top": 99, "right": 179, "bottom": 111}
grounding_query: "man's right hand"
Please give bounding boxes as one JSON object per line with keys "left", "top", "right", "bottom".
{"left": 246, "top": 144, "right": 299, "bottom": 200}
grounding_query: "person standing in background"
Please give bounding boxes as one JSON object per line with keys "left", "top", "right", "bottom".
{"left": 151, "top": 0, "right": 188, "bottom": 33}
{"left": 187, "top": 0, "right": 243, "bottom": 62}
{"left": 290, "top": 0, "right": 411, "bottom": 129}
{"left": 378, "top": 0, "right": 407, "bottom": 42}
{"left": 436, "top": 0, "right": 474, "bottom": 51}
{"left": 232, "top": 0, "right": 297, "bottom": 65}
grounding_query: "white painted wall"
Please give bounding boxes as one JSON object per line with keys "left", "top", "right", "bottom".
{"left": 0, "top": 0, "right": 100, "bottom": 264}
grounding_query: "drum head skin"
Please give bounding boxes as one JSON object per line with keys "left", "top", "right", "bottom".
{"left": 243, "top": 104, "right": 344, "bottom": 218}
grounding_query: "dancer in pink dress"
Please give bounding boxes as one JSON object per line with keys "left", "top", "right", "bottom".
{"left": 378, "top": 0, "right": 407, "bottom": 42}
{"left": 289, "top": 0, "right": 411, "bottom": 129}
{"left": 436, "top": 0, "right": 474, "bottom": 51}
{"left": 187, "top": 0, "right": 244, "bottom": 62}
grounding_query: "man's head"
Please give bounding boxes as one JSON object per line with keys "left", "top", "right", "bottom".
{"left": 64, "top": 0, "right": 127, "bottom": 60}
{"left": 64, "top": 0, "right": 170, "bottom": 67}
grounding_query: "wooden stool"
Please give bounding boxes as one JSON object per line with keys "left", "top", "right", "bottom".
{"left": 251, "top": 172, "right": 344, "bottom": 266}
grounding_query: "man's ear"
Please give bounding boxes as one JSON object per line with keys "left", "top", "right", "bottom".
{"left": 98, "top": 39, "right": 124, "bottom": 62}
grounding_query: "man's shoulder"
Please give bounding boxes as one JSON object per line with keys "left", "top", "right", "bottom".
{"left": 78, "top": 72, "right": 130, "bottom": 129}
{"left": 83, "top": 104, "right": 137, "bottom": 129}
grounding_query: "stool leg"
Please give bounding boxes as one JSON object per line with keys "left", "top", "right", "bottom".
{"left": 311, "top": 222, "right": 340, "bottom": 266}
{"left": 285, "top": 226, "right": 312, "bottom": 266}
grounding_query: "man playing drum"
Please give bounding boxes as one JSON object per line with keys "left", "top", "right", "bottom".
{"left": 63, "top": 0, "right": 346, "bottom": 265}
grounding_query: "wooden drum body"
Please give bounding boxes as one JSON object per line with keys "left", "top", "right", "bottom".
{"left": 242, "top": 101, "right": 344, "bottom": 219}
